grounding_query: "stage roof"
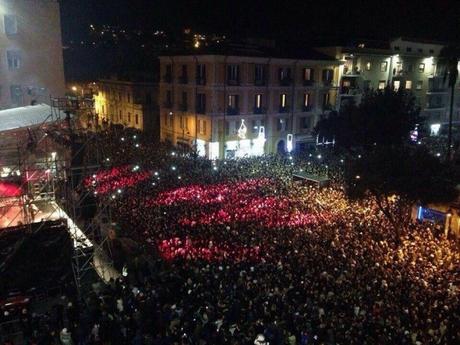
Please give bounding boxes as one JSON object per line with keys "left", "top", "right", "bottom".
{"left": 0, "top": 104, "right": 53, "bottom": 133}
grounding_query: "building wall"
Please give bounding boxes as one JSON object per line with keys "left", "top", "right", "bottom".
{"left": 159, "top": 55, "right": 340, "bottom": 158}
{"left": 93, "top": 79, "right": 159, "bottom": 139}
{"left": 0, "top": 0, "right": 65, "bottom": 109}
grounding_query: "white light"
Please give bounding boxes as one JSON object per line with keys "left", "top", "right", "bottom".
{"left": 171, "top": 166, "right": 176, "bottom": 171}
{"left": 340, "top": 159, "right": 344, "bottom": 163}
{"left": 106, "top": 158, "right": 110, "bottom": 161}
{"left": 430, "top": 123, "right": 441, "bottom": 136}
{"left": 121, "top": 137, "right": 125, "bottom": 141}
{"left": 317, "top": 154, "right": 322, "bottom": 159}
{"left": 171, "top": 151, "right": 176, "bottom": 156}
{"left": 133, "top": 135, "right": 137, "bottom": 139}
{"left": 178, "top": 176, "right": 182, "bottom": 179}
{"left": 51, "top": 152, "right": 57, "bottom": 159}
{"left": 111, "top": 195, "right": 116, "bottom": 199}
{"left": 237, "top": 119, "right": 247, "bottom": 140}
{"left": 117, "top": 189, "right": 122, "bottom": 194}
{"left": 287, "top": 134, "right": 293, "bottom": 153}
{"left": 358, "top": 155, "right": 361, "bottom": 158}
{"left": 154, "top": 171, "right": 159, "bottom": 176}
{"left": 356, "top": 175, "right": 360, "bottom": 179}
{"left": 152, "top": 182, "right": 156, "bottom": 186}
{"left": 436, "top": 152, "right": 441, "bottom": 157}
{"left": 213, "top": 166, "right": 218, "bottom": 171}
{"left": 135, "top": 143, "right": 139, "bottom": 147}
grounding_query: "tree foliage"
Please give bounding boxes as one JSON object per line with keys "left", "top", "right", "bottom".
{"left": 315, "top": 88, "right": 420, "bottom": 151}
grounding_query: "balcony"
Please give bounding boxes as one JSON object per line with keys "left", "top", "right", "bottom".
{"left": 196, "top": 106, "right": 206, "bottom": 114}
{"left": 227, "top": 107, "right": 240, "bottom": 115}
{"left": 322, "top": 80, "right": 333, "bottom": 87}
{"left": 279, "top": 77, "right": 292, "bottom": 86}
{"left": 253, "top": 107, "right": 267, "bottom": 114}
{"left": 179, "top": 75, "right": 188, "bottom": 84}
{"left": 227, "top": 79, "right": 240, "bottom": 86}
{"left": 340, "top": 87, "right": 361, "bottom": 95}
{"left": 179, "top": 103, "right": 188, "bottom": 111}
{"left": 301, "top": 105, "right": 313, "bottom": 112}
{"left": 255, "top": 79, "right": 266, "bottom": 86}
{"left": 162, "top": 74, "right": 172, "bottom": 83}
{"left": 279, "top": 106, "right": 290, "bottom": 113}
{"left": 196, "top": 77, "right": 206, "bottom": 85}
{"left": 303, "top": 79, "right": 315, "bottom": 87}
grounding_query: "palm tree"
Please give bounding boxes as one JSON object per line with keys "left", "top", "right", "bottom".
{"left": 439, "top": 45, "right": 460, "bottom": 162}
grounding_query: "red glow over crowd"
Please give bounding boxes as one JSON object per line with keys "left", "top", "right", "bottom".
{"left": 83, "top": 165, "right": 151, "bottom": 195}
{"left": 0, "top": 181, "right": 22, "bottom": 197}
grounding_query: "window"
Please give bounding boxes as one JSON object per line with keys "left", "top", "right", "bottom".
{"left": 416, "top": 80, "right": 423, "bottom": 90}
{"left": 169, "top": 113, "right": 174, "bottom": 127}
{"left": 196, "top": 64, "right": 206, "bottom": 84}
{"left": 363, "top": 80, "right": 371, "bottom": 90}
{"left": 277, "top": 118, "right": 288, "bottom": 132}
{"left": 199, "top": 119, "right": 207, "bottom": 135}
{"left": 322, "top": 93, "right": 330, "bottom": 107}
{"left": 10, "top": 85, "right": 22, "bottom": 105}
{"left": 378, "top": 81, "right": 386, "bottom": 90}
{"left": 406, "top": 47, "right": 412, "bottom": 53}
{"left": 119, "top": 110, "right": 122, "bottom": 121}
{"left": 418, "top": 48, "right": 423, "bottom": 53}
{"left": 303, "top": 68, "right": 313, "bottom": 81}
{"left": 165, "top": 90, "right": 172, "bottom": 107}
{"left": 322, "top": 69, "right": 334, "bottom": 84}
{"left": 127, "top": 93, "right": 131, "bottom": 103}
{"left": 227, "top": 65, "right": 240, "bottom": 84}
{"left": 196, "top": 93, "right": 206, "bottom": 113}
{"left": 380, "top": 61, "right": 388, "bottom": 72}
{"left": 255, "top": 65, "right": 266, "bottom": 84}
{"left": 280, "top": 93, "right": 287, "bottom": 107}
{"left": 181, "top": 92, "right": 187, "bottom": 110}
{"left": 419, "top": 63, "right": 425, "bottom": 72}
{"left": 228, "top": 95, "right": 239, "bottom": 108}
{"left": 180, "top": 116, "right": 188, "bottom": 130}
{"left": 7, "top": 50, "right": 21, "bottom": 70}
{"left": 128, "top": 112, "right": 131, "bottom": 122}
{"left": 4, "top": 15, "right": 17, "bottom": 35}
{"left": 303, "top": 93, "right": 310, "bottom": 107}
{"left": 394, "top": 46, "right": 400, "bottom": 51}
{"left": 255, "top": 94, "right": 262, "bottom": 108}
{"left": 429, "top": 49, "right": 434, "bottom": 54}
{"left": 135, "top": 114, "right": 139, "bottom": 125}
{"left": 181, "top": 65, "right": 188, "bottom": 78}
{"left": 365, "top": 62, "right": 371, "bottom": 71}
{"left": 279, "top": 67, "right": 291, "bottom": 80}
{"left": 407, "top": 64, "right": 414, "bottom": 72}
{"left": 393, "top": 80, "right": 401, "bottom": 91}
{"left": 405, "top": 80, "right": 412, "bottom": 89}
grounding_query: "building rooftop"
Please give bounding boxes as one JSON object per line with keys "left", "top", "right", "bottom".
{"left": 0, "top": 104, "right": 53, "bottom": 133}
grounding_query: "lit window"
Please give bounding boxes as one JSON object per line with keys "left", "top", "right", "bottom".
{"left": 380, "top": 61, "right": 388, "bottom": 72}
{"left": 228, "top": 94, "right": 239, "bottom": 108}
{"left": 255, "top": 94, "right": 262, "bottom": 108}
{"left": 405, "top": 80, "right": 412, "bottom": 89}
{"left": 280, "top": 94, "right": 287, "bottom": 107}
{"left": 4, "top": 15, "right": 17, "bottom": 35}
{"left": 303, "top": 68, "right": 313, "bottom": 81}
{"left": 393, "top": 80, "right": 401, "bottom": 91}
{"left": 303, "top": 93, "right": 310, "bottom": 107}
{"left": 378, "top": 81, "right": 386, "bottom": 90}
{"left": 419, "top": 63, "right": 425, "bottom": 72}
{"left": 7, "top": 50, "right": 21, "bottom": 70}
{"left": 365, "top": 62, "right": 371, "bottom": 71}
{"left": 416, "top": 80, "right": 423, "bottom": 90}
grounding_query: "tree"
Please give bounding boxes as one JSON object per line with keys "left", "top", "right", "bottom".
{"left": 345, "top": 146, "right": 458, "bottom": 237}
{"left": 314, "top": 87, "right": 420, "bottom": 152}
{"left": 439, "top": 45, "right": 460, "bottom": 162}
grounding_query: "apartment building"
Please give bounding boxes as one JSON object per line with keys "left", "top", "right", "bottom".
{"left": 159, "top": 49, "right": 340, "bottom": 159}
{"left": 0, "top": 0, "right": 65, "bottom": 109}
{"left": 94, "top": 78, "right": 159, "bottom": 139}
{"left": 319, "top": 37, "right": 460, "bottom": 134}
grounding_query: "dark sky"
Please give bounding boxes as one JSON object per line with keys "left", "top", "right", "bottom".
{"left": 60, "top": 0, "right": 460, "bottom": 43}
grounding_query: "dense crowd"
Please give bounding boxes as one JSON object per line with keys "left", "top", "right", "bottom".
{"left": 2, "top": 128, "right": 459, "bottom": 345}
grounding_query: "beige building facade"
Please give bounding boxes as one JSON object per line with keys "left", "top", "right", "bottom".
{"left": 0, "top": 0, "right": 65, "bottom": 109}
{"left": 159, "top": 54, "right": 340, "bottom": 159}
{"left": 94, "top": 79, "right": 159, "bottom": 139}
{"left": 320, "top": 38, "right": 460, "bottom": 133}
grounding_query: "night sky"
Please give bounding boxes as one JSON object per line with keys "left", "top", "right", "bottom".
{"left": 60, "top": 0, "right": 460, "bottom": 43}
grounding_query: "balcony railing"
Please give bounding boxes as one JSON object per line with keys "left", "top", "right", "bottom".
{"left": 279, "top": 106, "right": 290, "bottom": 113}
{"left": 163, "top": 101, "right": 172, "bottom": 108}
{"left": 279, "top": 77, "right": 292, "bottom": 86}
{"left": 227, "top": 79, "right": 240, "bottom": 86}
{"left": 196, "top": 77, "right": 206, "bottom": 85}
{"left": 253, "top": 107, "right": 267, "bottom": 114}
{"left": 179, "top": 103, "right": 188, "bottom": 111}
{"left": 162, "top": 74, "right": 172, "bottom": 83}
{"left": 179, "top": 75, "right": 188, "bottom": 84}
{"left": 196, "top": 106, "right": 206, "bottom": 114}
{"left": 322, "top": 80, "right": 333, "bottom": 87}
{"left": 255, "top": 79, "right": 266, "bottom": 86}
{"left": 303, "top": 79, "right": 315, "bottom": 87}
{"left": 227, "top": 107, "right": 240, "bottom": 115}
{"left": 302, "top": 105, "right": 313, "bottom": 112}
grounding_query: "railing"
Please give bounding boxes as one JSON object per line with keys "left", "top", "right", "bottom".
{"left": 227, "top": 107, "right": 240, "bottom": 115}
{"left": 279, "top": 77, "right": 292, "bottom": 86}
{"left": 179, "top": 103, "right": 188, "bottom": 111}
{"left": 196, "top": 77, "right": 206, "bottom": 85}
{"left": 163, "top": 101, "right": 172, "bottom": 108}
{"left": 227, "top": 79, "right": 240, "bottom": 86}
{"left": 302, "top": 105, "right": 313, "bottom": 112}
{"left": 279, "top": 106, "right": 290, "bottom": 113}
{"left": 303, "top": 79, "right": 315, "bottom": 86}
{"left": 195, "top": 106, "right": 206, "bottom": 114}
{"left": 255, "top": 79, "right": 266, "bottom": 86}
{"left": 253, "top": 107, "right": 267, "bottom": 114}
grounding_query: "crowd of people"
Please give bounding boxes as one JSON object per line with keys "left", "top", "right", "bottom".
{"left": 2, "top": 128, "right": 459, "bottom": 345}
